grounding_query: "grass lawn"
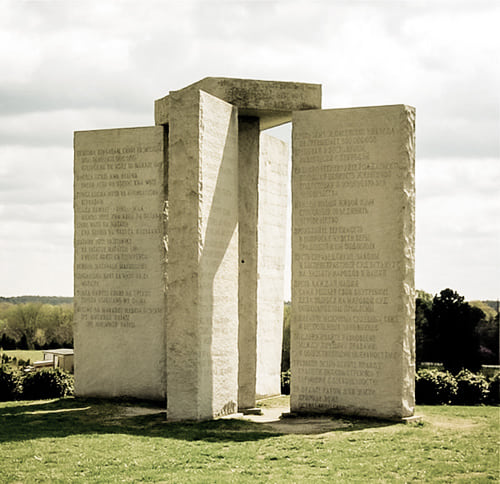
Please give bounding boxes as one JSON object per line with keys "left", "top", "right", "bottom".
{"left": 0, "top": 396, "right": 498, "bottom": 483}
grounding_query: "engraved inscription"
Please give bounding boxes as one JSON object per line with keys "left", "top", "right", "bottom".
{"left": 292, "top": 106, "right": 414, "bottom": 416}
{"left": 74, "top": 135, "right": 164, "bottom": 330}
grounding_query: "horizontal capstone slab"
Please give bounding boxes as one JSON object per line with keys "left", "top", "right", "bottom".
{"left": 155, "top": 77, "right": 321, "bottom": 129}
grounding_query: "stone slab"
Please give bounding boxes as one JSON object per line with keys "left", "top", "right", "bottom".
{"left": 237, "top": 117, "right": 260, "bottom": 410}
{"left": 291, "top": 104, "right": 416, "bottom": 419}
{"left": 238, "top": 124, "right": 288, "bottom": 409}
{"left": 400, "top": 415, "right": 423, "bottom": 424}
{"left": 74, "top": 126, "right": 166, "bottom": 401}
{"left": 166, "top": 89, "right": 239, "bottom": 420}
{"left": 155, "top": 77, "right": 322, "bottom": 130}
{"left": 241, "top": 407, "right": 263, "bottom": 416}
{"left": 256, "top": 132, "right": 288, "bottom": 399}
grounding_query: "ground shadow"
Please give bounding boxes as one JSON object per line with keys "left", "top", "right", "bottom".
{"left": 0, "top": 398, "right": 276, "bottom": 444}
{"left": 0, "top": 398, "right": 399, "bottom": 444}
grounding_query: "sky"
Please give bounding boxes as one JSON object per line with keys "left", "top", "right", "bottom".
{"left": 0, "top": 0, "right": 498, "bottom": 301}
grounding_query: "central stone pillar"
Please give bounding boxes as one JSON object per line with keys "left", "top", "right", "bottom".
{"left": 237, "top": 117, "right": 260, "bottom": 409}
{"left": 255, "top": 133, "right": 289, "bottom": 400}
{"left": 237, "top": 120, "right": 289, "bottom": 410}
{"left": 156, "top": 78, "right": 321, "bottom": 418}
{"left": 166, "top": 89, "right": 239, "bottom": 420}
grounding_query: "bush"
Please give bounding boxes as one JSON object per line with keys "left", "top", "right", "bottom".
{"left": 454, "top": 369, "right": 489, "bottom": 405}
{"left": 487, "top": 373, "right": 499, "bottom": 405}
{"left": 281, "top": 369, "right": 290, "bottom": 395}
{"left": 22, "top": 368, "right": 74, "bottom": 400}
{"left": 0, "top": 365, "right": 19, "bottom": 401}
{"left": 416, "top": 368, "right": 457, "bottom": 404}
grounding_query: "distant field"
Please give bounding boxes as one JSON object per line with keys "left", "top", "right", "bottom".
{"left": 0, "top": 397, "right": 497, "bottom": 483}
{"left": 2, "top": 350, "right": 44, "bottom": 364}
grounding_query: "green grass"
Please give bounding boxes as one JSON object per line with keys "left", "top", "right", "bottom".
{"left": 0, "top": 397, "right": 498, "bottom": 483}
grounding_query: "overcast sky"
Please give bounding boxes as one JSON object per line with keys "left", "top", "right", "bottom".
{"left": 0, "top": 0, "right": 498, "bottom": 301}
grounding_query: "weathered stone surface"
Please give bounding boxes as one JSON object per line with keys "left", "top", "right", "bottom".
{"left": 238, "top": 124, "right": 288, "bottom": 409}
{"left": 74, "top": 126, "right": 166, "bottom": 401}
{"left": 155, "top": 77, "right": 321, "bottom": 130}
{"left": 166, "top": 89, "right": 239, "bottom": 420}
{"left": 291, "top": 105, "right": 416, "bottom": 419}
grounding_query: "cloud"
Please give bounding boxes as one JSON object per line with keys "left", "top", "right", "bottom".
{"left": 0, "top": 146, "right": 72, "bottom": 204}
{"left": 0, "top": 217, "right": 72, "bottom": 247}
{"left": 416, "top": 157, "right": 500, "bottom": 299}
{"left": 0, "top": 108, "right": 154, "bottom": 148}
{"left": 0, "top": 244, "right": 73, "bottom": 296}
{"left": 0, "top": 1, "right": 194, "bottom": 116}
{"left": 1, "top": 1, "right": 498, "bottom": 159}
{"left": 0, "top": 0, "right": 498, "bottom": 298}
{"left": 0, "top": 143, "right": 73, "bottom": 295}
{"left": 317, "top": 4, "right": 499, "bottom": 158}
{"left": 417, "top": 157, "right": 499, "bottom": 201}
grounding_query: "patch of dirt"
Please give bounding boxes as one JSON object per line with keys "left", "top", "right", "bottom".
{"left": 239, "top": 406, "right": 352, "bottom": 434}
{"left": 425, "top": 416, "right": 480, "bottom": 430}
{"left": 119, "top": 406, "right": 166, "bottom": 418}
{"left": 101, "top": 405, "right": 166, "bottom": 422}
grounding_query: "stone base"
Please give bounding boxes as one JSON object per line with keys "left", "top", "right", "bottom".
{"left": 400, "top": 415, "right": 423, "bottom": 424}
{"left": 239, "top": 407, "right": 263, "bottom": 416}
{"left": 218, "top": 412, "right": 244, "bottom": 420}
{"left": 280, "top": 412, "right": 298, "bottom": 419}
{"left": 281, "top": 411, "right": 423, "bottom": 424}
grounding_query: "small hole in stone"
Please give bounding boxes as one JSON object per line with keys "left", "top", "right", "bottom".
{"left": 241, "top": 260, "right": 245, "bottom": 263}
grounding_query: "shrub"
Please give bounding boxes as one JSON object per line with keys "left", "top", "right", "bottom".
{"left": 487, "top": 373, "right": 500, "bottom": 405}
{"left": 0, "top": 365, "right": 19, "bottom": 401}
{"left": 454, "top": 369, "right": 489, "bottom": 405}
{"left": 22, "top": 368, "right": 74, "bottom": 400}
{"left": 416, "top": 368, "right": 457, "bottom": 404}
{"left": 281, "top": 369, "right": 290, "bottom": 395}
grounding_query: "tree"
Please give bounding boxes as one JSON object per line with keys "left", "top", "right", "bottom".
{"left": 428, "top": 289, "right": 483, "bottom": 373}
{"left": 44, "top": 304, "right": 74, "bottom": 347}
{"left": 0, "top": 303, "right": 17, "bottom": 350}
{"left": 470, "top": 300, "right": 499, "bottom": 365}
{"left": 415, "top": 290, "right": 434, "bottom": 364}
{"left": 4, "top": 303, "right": 44, "bottom": 349}
{"left": 0, "top": 302, "right": 74, "bottom": 350}
{"left": 281, "top": 302, "right": 291, "bottom": 373}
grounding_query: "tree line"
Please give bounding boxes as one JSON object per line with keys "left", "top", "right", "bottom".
{"left": 416, "top": 288, "right": 498, "bottom": 372}
{"left": 0, "top": 296, "right": 73, "bottom": 305}
{"left": 1, "top": 289, "right": 498, "bottom": 373}
{"left": 0, "top": 302, "right": 73, "bottom": 350}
